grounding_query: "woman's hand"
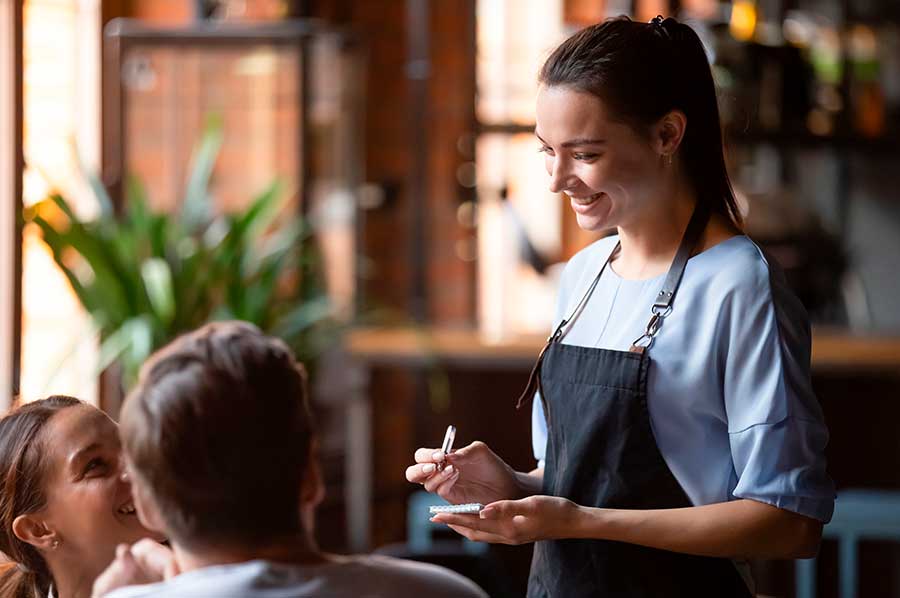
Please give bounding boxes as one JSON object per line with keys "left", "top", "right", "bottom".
{"left": 91, "top": 539, "right": 178, "bottom": 597}
{"left": 430, "top": 495, "right": 581, "bottom": 545}
{"left": 405, "top": 441, "right": 524, "bottom": 505}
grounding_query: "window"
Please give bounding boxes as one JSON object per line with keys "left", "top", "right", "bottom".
{"left": 19, "top": 0, "right": 101, "bottom": 403}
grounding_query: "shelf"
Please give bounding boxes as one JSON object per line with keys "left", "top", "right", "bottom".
{"left": 725, "top": 129, "right": 900, "bottom": 153}
{"left": 344, "top": 326, "right": 900, "bottom": 373}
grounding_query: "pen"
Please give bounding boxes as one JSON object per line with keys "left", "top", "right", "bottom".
{"left": 437, "top": 424, "right": 456, "bottom": 471}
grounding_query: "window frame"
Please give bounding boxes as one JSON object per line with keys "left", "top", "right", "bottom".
{"left": 0, "top": 0, "right": 23, "bottom": 410}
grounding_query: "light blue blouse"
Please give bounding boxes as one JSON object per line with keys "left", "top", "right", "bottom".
{"left": 532, "top": 235, "right": 836, "bottom": 522}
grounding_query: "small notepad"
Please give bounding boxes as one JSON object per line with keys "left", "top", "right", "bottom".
{"left": 429, "top": 503, "right": 483, "bottom": 514}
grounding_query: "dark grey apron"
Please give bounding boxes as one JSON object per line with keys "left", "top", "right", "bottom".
{"left": 518, "top": 206, "right": 752, "bottom": 597}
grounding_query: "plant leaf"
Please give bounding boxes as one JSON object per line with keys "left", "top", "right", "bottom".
{"left": 181, "top": 114, "right": 224, "bottom": 232}
{"left": 141, "top": 257, "right": 175, "bottom": 326}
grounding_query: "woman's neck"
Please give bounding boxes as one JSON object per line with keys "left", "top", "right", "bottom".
{"left": 49, "top": 560, "right": 97, "bottom": 598}
{"left": 613, "top": 185, "right": 697, "bottom": 280}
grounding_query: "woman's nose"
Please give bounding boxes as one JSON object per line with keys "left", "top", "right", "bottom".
{"left": 117, "top": 461, "right": 131, "bottom": 483}
{"left": 548, "top": 158, "right": 574, "bottom": 194}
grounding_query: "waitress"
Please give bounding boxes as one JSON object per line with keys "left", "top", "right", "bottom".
{"left": 406, "top": 15, "right": 835, "bottom": 597}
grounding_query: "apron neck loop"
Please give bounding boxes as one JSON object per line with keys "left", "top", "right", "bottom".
{"left": 516, "top": 202, "right": 710, "bottom": 407}
{"left": 630, "top": 203, "right": 710, "bottom": 352}
{"left": 515, "top": 241, "right": 617, "bottom": 410}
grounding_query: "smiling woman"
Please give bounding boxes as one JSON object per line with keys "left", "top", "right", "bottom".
{"left": 0, "top": 397, "right": 159, "bottom": 598}
{"left": 410, "top": 15, "right": 834, "bottom": 598}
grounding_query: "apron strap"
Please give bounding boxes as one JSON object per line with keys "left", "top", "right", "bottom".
{"left": 516, "top": 203, "right": 710, "bottom": 407}
{"left": 630, "top": 204, "right": 710, "bottom": 353}
{"left": 515, "top": 240, "right": 619, "bottom": 410}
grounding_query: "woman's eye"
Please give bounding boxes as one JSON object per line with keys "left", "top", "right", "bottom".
{"left": 537, "top": 145, "right": 553, "bottom": 155}
{"left": 84, "top": 458, "right": 108, "bottom": 475}
{"left": 573, "top": 152, "right": 599, "bottom": 161}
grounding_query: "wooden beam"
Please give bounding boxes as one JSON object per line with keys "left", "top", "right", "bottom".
{"left": 0, "top": 0, "right": 23, "bottom": 408}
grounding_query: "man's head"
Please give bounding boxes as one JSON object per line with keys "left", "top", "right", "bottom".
{"left": 119, "top": 321, "right": 318, "bottom": 550}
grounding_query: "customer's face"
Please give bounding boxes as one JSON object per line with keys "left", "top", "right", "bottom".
{"left": 536, "top": 85, "right": 664, "bottom": 232}
{"left": 36, "top": 405, "right": 157, "bottom": 572}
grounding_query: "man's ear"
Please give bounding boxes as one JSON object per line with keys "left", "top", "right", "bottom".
{"left": 12, "top": 513, "right": 56, "bottom": 551}
{"left": 300, "top": 440, "right": 325, "bottom": 509}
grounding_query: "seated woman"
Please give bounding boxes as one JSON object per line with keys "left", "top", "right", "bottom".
{"left": 0, "top": 396, "right": 161, "bottom": 598}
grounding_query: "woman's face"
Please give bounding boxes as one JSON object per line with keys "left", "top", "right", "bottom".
{"left": 535, "top": 85, "right": 663, "bottom": 232}
{"left": 36, "top": 405, "right": 157, "bottom": 573}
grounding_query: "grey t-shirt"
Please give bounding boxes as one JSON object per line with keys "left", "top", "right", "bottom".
{"left": 103, "top": 555, "right": 488, "bottom": 598}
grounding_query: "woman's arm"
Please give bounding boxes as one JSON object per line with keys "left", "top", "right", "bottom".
{"left": 515, "top": 467, "right": 544, "bottom": 496}
{"left": 432, "top": 495, "right": 822, "bottom": 560}
{"left": 575, "top": 497, "right": 822, "bottom": 559}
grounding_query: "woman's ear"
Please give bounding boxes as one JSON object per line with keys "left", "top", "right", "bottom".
{"left": 653, "top": 109, "right": 687, "bottom": 158}
{"left": 12, "top": 513, "right": 56, "bottom": 551}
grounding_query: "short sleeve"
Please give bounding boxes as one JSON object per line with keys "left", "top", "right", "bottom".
{"left": 722, "top": 254, "right": 835, "bottom": 522}
{"left": 532, "top": 390, "right": 548, "bottom": 469}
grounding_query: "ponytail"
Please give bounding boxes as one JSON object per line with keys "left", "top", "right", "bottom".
{"left": 0, "top": 561, "right": 52, "bottom": 598}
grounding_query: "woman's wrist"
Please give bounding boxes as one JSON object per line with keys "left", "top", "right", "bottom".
{"left": 513, "top": 469, "right": 544, "bottom": 498}
{"left": 570, "top": 505, "right": 613, "bottom": 540}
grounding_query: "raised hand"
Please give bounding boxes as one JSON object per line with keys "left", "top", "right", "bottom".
{"left": 405, "top": 441, "right": 524, "bottom": 506}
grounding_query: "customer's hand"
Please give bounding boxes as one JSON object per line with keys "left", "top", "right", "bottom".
{"left": 91, "top": 540, "right": 178, "bottom": 597}
{"left": 405, "top": 441, "right": 523, "bottom": 505}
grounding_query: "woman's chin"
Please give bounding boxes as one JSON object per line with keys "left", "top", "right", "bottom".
{"left": 575, "top": 211, "right": 612, "bottom": 232}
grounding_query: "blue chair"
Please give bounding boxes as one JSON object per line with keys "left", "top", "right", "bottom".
{"left": 796, "top": 489, "right": 900, "bottom": 598}
{"left": 405, "top": 490, "right": 489, "bottom": 555}
{"left": 375, "top": 490, "right": 512, "bottom": 596}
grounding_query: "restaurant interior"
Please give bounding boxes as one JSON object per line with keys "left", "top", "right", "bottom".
{"left": 2, "top": 0, "right": 900, "bottom": 596}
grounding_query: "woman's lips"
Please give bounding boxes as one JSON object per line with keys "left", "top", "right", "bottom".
{"left": 569, "top": 192, "right": 603, "bottom": 214}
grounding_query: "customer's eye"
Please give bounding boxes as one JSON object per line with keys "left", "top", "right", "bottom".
{"left": 573, "top": 152, "right": 599, "bottom": 161}
{"left": 84, "top": 458, "right": 108, "bottom": 475}
{"left": 537, "top": 145, "right": 554, "bottom": 156}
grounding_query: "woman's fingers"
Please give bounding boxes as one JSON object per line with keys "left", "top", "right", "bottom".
{"left": 447, "top": 523, "right": 511, "bottom": 544}
{"left": 423, "top": 463, "right": 459, "bottom": 494}
{"left": 414, "top": 447, "right": 445, "bottom": 464}
{"left": 405, "top": 462, "right": 438, "bottom": 483}
{"left": 129, "top": 539, "right": 175, "bottom": 580}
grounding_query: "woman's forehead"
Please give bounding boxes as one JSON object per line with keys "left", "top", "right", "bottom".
{"left": 535, "top": 86, "right": 617, "bottom": 141}
{"left": 44, "top": 406, "right": 118, "bottom": 467}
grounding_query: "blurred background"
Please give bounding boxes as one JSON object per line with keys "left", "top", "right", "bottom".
{"left": 1, "top": 0, "right": 899, "bottom": 596}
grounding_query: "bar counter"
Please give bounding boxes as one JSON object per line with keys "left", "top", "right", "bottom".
{"left": 344, "top": 326, "right": 900, "bottom": 372}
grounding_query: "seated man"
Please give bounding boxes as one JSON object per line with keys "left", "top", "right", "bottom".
{"left": 93, "top": 321, "right": 487, "bottom": 598}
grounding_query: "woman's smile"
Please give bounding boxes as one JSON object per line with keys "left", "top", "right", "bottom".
{"left": 567, "top": 191, "right": 607, "bottom": 215}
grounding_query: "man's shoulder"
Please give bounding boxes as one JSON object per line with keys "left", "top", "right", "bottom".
{"left": 103, "top": 556, "right": 487, "bottom": 598}
{"left": 337, "top": 554, "right": 488, "bottom": 597}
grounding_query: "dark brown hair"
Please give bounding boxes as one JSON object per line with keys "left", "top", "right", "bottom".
{"left": 120, "top": 321, "right": 314, "bottom": 549}
{"left": 539, "top": 16, "right": 742, "bottom": 227}
{"left": 0, "top": 396, "right": 82, "bottom": 598}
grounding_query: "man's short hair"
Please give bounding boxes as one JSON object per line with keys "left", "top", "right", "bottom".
{"left": 120, "top": 321, "right": 314, "bottom": 547}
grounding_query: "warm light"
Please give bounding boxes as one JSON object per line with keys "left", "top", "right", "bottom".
{"left": 20, "top": 0, "right": 99, "bottom": 404}
{"left": 476, "top": 132, "right": 562, "bottom": 340}
{"left": 730, "top": 0, "right": 757, "bottom": 42}
{"left": 476, "top": 0, "right": 565, "bottom": 125}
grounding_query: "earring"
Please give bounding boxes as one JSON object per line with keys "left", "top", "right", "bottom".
{"left": 665, "top": 154, "right": 673, "bottom": 166}
{"left": 51, "top": 538, "right": 59, "bottom": 550}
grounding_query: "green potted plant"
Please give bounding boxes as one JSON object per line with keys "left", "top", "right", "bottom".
{"left": 24, "top": 117, "right": 336, "bottom": 393}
